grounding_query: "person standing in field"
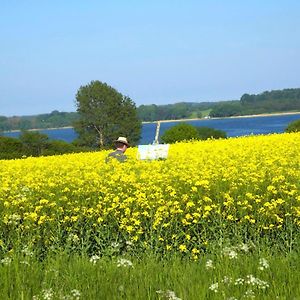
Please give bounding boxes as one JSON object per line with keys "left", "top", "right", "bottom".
{"left": 106, "top": 137, "right": 129, "bottom": 163}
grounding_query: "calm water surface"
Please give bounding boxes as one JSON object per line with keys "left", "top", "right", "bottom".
{"left": 3, "top": 113, "right": 300, "bottom": 144}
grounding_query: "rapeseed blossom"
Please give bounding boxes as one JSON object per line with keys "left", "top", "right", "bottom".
{"left": 0, "top": 133, "right": 300, "bottom": 256}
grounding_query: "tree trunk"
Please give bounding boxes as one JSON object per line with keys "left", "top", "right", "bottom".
{"left": 94, "top": 125, "right": 103, "bottom": 147}
{"left": 99, "top": 131, "right": 103, "bottom": 147}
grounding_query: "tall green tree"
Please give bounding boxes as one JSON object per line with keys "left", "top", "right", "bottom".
{"left": 74, "top": 81, "right": 141, "bottom": 148}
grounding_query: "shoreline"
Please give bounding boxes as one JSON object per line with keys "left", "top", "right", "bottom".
{"left": 3, "top": 126, "right": 73, "bottom": 133}
{"left": 3, "top": 111, "right": 300, "bottom": 132}
{"left": 142, "top": 111, "right": 300, "bottom": 124}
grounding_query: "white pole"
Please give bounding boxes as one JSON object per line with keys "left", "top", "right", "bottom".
{"left": 154, "top": 121, "right": 161, "bottom": 144}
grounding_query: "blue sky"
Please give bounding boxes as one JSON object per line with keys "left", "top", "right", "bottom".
{"left": 1, "top": 0, "right": 300, "bottom": 116}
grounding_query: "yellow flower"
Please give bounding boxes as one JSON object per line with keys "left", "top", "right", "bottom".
{"left": 179, "top": 244, "right": 187, "bottom": 252}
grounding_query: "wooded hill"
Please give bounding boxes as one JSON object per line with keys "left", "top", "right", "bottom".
{"left": 1, "top": 88, "right": 300, "bottom": 131}
{"left": 210, "top": 88, "right": 300, "bottom": 117}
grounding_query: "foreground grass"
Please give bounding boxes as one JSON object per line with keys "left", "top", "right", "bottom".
{"left": 1, "top": 250, "right": 300, "bottom": 300}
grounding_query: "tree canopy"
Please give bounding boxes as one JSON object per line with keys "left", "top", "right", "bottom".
{"left": 285, "top": 119, "right": 300, "bottom": 133}
{"left": 160, "top": 123, "right": 227, "bottom": 143}
{"left": 73, "top": 81, "right": 141, "bottom": 148}
{"left": 210, "top": 88, "right": 300, "bottom": 117}
{"left": 160, "top": 123, "right": 199, "bottom": 143}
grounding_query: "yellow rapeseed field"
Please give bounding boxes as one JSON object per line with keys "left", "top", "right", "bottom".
{"left": 1, "top": 133, "right": 300, "bottom": 257}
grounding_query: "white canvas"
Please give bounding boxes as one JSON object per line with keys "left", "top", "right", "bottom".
{"left": 137, "top": 144, "right": 170, "bottom": 160}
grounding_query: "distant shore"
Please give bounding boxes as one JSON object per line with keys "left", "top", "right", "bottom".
{"left": 3, "top": 126, "right": 73, "bottom": 133}
{"left": 3, "top": 111, "right": 300, "bottom": 132}
{"left": 142, "top": 111, "right": 300, "bottom": 124}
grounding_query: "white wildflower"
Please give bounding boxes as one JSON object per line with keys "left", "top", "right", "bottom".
{"left": 156, "top": 289, "right": 182, "bottom": 300}
{"left": 258, "top": 258, "right": 269, "bottom": 270}
{"left": 117, "top": 258, "right": 133, "bottom": 268}
{"left": 42, "top": 288, "right": 54, "bottom": 300}
{"left": 89, "top": 255, "right": 100, "bottom": 264}
{"left": 234, "top": 278, "right": 245, "bottom": 285}
{"left": 70, "top": 289, "right": 81, "bottom": 299}
{"left": 208, "top": 282, "right": 219, "bottom": 293}
{"left": 67, "top": 234, "right": 80, "bottom": 244}
{"left": 20, "top": 260, "right": 30, "bottom": 266}
{"left": 228, "top": 250, "right": 238, "bottom": 259}
{"left": 111, "top": 242, "right": 120, "bottom": 248}
{"left": 126, "top": 240, "right": 133, "bottom": 246}
{"left": 1, "top": 257, "right": 12, "bottom": 265}
{"left": 227, "top": 297, "right": 238, "bottom": 300}
{"left": 8, "top": 213, "right": 21, "bottom": 225}
{"left": 21, "top": 246, "right": 33, "bottom": 257}
{"left": 244, "top": 289, "right": 255, "bottom": 299}
{"left": 205, "top": 259, "right": 214, "bottom": 269}
{"left": 222, "top": 276, "right": 232, "bottom": 285}
{"left": 239, "top": 243, "right": 250, "bottom": 253}
{"left": 222, "top": 247, "right": 238, "bottom": 259}
{"left": 245, "top": 275, "right": 269, "bottom": 289}
{"left": 246, "top": 274, "right": 259, "bottom": 285}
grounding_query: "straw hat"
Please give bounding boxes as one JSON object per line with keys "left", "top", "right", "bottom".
{"left": 114, "top": 137, "right": 129, "bottom": 146}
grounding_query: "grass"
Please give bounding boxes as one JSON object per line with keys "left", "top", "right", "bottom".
{"left": 189, "top": 109, "right": 212, "bottom": 119}
{"left": 1, "top": 248, "right": 300, "bottom": 299}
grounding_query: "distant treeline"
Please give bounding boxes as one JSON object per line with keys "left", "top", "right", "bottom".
{"left": 1, "top": 88, "right": 300, "bottom": 131}
{"left": 0, "top": 110, "right": 79, "bottom": 131}
{"left": 210, "top": 88, "right": 300, "bottom": 117}
{"left": 137, "top": 102, "right": 218, "bottom": 121}
{"left": 0, "top": 131, "right": 91, "bottom": 160}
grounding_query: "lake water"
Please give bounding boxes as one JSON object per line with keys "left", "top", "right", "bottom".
{"left": 3, "top": 113, "right": 300, "bottom": 144}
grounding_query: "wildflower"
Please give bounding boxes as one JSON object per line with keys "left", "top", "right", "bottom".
{"left": 126, "top": 240, "right": 133, "bottom": 247}
{"left": 111, "top": 242, "right": 120, "bottom": 248}
{"left": 245, "top": 274, "right": 269, "bottom": 289}
{"left": 70, "top": 289, "right": 81, "bottom": 299}
{"left": 67, "top": 234, "right": 80, "bottom": 244}
{"left": 223, "top": 247, "right": 238, "bottom": 259}
{"left": 156, "top": 290, "right": 182, "bottom": 300}
{"left": 239, "top": 243, "right": 250, "bottom": 253}
{"left": 244, "top": 289, "right": 255, "bottom": 299}
{"left": 222, "top": 276, "right": 232, "bottom": 284}
{"left": 1, "top": 257, "right": 12, "bottom": 265}
{"left": 228, "top": 250, "right": 238, "bottom": 259}
{"left": 117, "top": 258, "right": 133, "bottom": 268}
{"left": 90, "top": 255, "right": 100, "bottom": 264}
{"left": 205, "top": 259, "right": 214, "bottom": 270}
{"left": 258, "top": 258, "right": 269, "bottom": 270}
{"left": 234, "top": 278, "right": 245, "bottom": 285}
{"left": 21, "top": 246, "right": 33, "bottom": 257}
{"left": 41, "top": 288, "right": 54, "bottom": 300}
{"left": 20, "top": 260, "right": 30, "bottom": 266}
{"left": 7, "top": 214, "right": 21, "bottom": 225}
{"left": 178, "top": 244, "right": 187, "bottom": 252}
{"left": 208, "top": 282, "right": 219, "bottom": 293}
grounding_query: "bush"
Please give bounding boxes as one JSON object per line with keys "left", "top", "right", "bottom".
{"left": 19, "top": 130, "right": 49, "bottom": 156}
{"left": 160, "top": 123, "right": 227, "bottom": 144}
{"left": 160, "top": 123, "right": 199, "bottom": 143}
{"left": 42, "top": 140, "right": 88, "bottom": 156}
{"left": 197, "top": 126, "right": 227, "bottom": 140}
{"left": 0, "top": 136, "right": 24, "bottom": 159}
{"left": 285, "top": 119, "right": 300, "bottom": 133}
